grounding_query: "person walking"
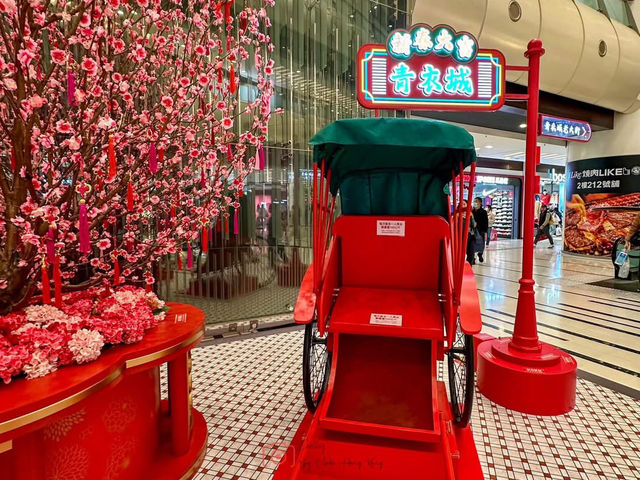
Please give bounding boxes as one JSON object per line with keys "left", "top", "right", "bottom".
{"left": 534, "top": 203, "right": 554, "bottom": 248}
{"left": 486, "top": 204, "right": 496, "bottom": 246}
{"left": 460, "top": 200, "right": 479, "bottom": 265}
{"left": 472, "top": 197, "right": 488, "bottom": 262}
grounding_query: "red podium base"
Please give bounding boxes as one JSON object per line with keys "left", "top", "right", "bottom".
{"left": 0, "top": 303, "right": 207, "bottom": 480}
{"left": 477, "top": 338, "right": 577, "bottom": 415}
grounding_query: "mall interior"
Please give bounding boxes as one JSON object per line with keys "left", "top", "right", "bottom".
{"left": 0, "top": 0, "right": 639, "bottom": 479}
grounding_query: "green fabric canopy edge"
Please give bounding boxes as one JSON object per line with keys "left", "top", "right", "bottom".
{"left": 309, "top": 118, "right": 477, "bottom": 195}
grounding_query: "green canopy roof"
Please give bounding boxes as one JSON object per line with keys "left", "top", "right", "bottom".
{"left": 308, "top": 118, "right": 476, "bottom": 217}
{"left": 309, "top": 118, "right": 476, "bottom": 195}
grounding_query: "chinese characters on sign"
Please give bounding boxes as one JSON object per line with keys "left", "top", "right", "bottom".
{"left": 539, "top": 114, "right": 592, "bottom": 142}
{"left": 570, "top": 167, "right": 635, "bottom": 191}
{"left": 357, "top": 24, "right": 506, "bottom": 111}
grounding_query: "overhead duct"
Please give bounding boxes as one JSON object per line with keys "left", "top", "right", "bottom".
{"left": 412, "top": 0, "right": 640, "bottom": 113}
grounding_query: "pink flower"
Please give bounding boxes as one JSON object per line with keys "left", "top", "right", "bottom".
{"left": 197, "top": 74, "right": 209, "bottom": 86}
{"left": 107, "top": 0, "right": 120, "bottom": 7}
{"left": 55, "top": 120, "right": 72, "bottom": 134}
{"left": 134, "top": 45, "right": 147, "bottom": 62}
{"left": 97, "top": 239, "right": 111, "bottom": 251}
{"left": 222, "top": 117, "right": 233, "bottom": 129}
{"left": 113, "top": 38, "right": 125, "bottom": 54}
{"left": 81, "top": 57, "right": 98, "bottom": 76}
{"left": 179, "top": 77, "right": 190, "bottom": 87}
{"left": 195, "top": 45, "right": 206, "bottom": 56}
{"left": 28, "top": 94, "right": 47, "bottom": 109}
{"left": 79, "top": 13, "right": 90, "bottom": 27}
{"left": 66, "top": 136, "right": 81, "bottom": 151}
{"left": 0, "top": 0, "right": 17, "bottom": 14}
{"left": 68, "top": 329, "right": 104, "bottom": 364}
{"left": 216, "top": 101, "right": 226, "bottom": 110}
{"left": 0, "top": 280, "right": 6, "bottom": 290}
{"left": 161, "top": 96, "right": 173, "bottom": 109}
{"left": 3, "top": 78, "right": 16, "bottom": 91}
{"left": 17, "top": 49, "right": 35, "bottom": 68}
{"left": 50, "top": 49, "right": 67, "bottom": 65}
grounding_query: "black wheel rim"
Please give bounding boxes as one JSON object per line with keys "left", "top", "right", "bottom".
{"left": 302, "top": 321, "right": 330, "bottom": 413}
{"left": 447, "top": 325, "right": 474, "bottom": 427}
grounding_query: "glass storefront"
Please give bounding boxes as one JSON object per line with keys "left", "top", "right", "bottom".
{"left": 159, "top": 1, "right": 410, "bottom": 323}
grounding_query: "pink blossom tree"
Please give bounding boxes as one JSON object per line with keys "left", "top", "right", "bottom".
{"left": 0, "top": 0, "right": 276, "bottom": 312}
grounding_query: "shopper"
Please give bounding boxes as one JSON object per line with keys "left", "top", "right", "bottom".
{"left": 459, "top": 200, "right": 478, "bottom": 265}
{"left": 534, "top": 203, "right": 554, "bottom": 248}
{"left": 472, "top": 197, "right": 488, "bottom": 262}
{"left": 486, "top": 204, "right": 496, "bottom": 246}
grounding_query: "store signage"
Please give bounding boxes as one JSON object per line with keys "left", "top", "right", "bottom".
{"left": 476, "top": 175, "right": 509, "bottom": 185}
{"left": 357, "top": 24, "right": 506, "bottom": 111}
{"left": 539, "top": 114, "right": 591, "bottom": 142}
{"left": 551, "top": 168, "right": 566, "bottom": 184}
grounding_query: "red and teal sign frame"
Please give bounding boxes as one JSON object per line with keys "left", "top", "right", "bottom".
{"left": 357, "top": 24, "right": 506, "bottom": 111}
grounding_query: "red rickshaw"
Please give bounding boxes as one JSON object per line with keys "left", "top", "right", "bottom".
{"left": 274, "top": 117, "right": 484, "bottom": 480}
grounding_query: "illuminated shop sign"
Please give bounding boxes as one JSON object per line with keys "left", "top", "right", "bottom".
{"left": 357, "top": 24, "right": 506, "bottom": 111}
{"left": 539, "top": 114, "right": 591, "bottom": 142}
{"left": 476, "top": 175, "right": 509, "bottom": 185}
{"left": 462, "top": 174, "right": 510, "bottom": 185}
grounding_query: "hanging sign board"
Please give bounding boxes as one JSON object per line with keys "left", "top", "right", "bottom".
{"left": 356, "top": 24, "right": 506, "bottom": 111}
{"left": 539, "top": 114, "right": 592, "bottom": 142}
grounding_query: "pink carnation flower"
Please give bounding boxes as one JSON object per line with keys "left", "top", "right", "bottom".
{"left": 68, "top": 329, "right": 104, "bottom": 364}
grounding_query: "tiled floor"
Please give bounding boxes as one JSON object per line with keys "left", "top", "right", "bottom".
{"left": 474, "top": 240, "right": 640, "bottom": 393}
{"left": 188, "top": 329, "right": 640, "bottom": 480}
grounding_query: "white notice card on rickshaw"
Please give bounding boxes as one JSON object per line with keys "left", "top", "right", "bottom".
{"left": 376, "top": 220, "right": 405, "bottom": 237}
{"left": 370, "top": 313, "right": 403, "bottom": 326}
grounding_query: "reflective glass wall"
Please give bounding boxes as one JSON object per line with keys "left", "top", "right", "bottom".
{"left": 160, "top": 1, "right": 410, "bottom": 323}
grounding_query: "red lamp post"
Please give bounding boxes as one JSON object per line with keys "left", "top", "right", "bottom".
{"left": 476, "top": 40, "right": 578, "bottom": 416}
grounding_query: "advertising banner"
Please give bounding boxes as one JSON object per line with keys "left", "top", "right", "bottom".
{"left": 564, "top": 155, "right": 640, "bottom": 255}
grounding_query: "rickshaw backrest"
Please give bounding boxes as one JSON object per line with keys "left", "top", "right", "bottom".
{"left": 332, "top": 215, "right": 449, "bottom": 291}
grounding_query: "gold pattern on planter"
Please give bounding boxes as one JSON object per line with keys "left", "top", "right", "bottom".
{"left": 44, "top": 444, "right": 90, "bottom": 480}
{"left": 102, "top": 396, "right": 137, "bottom": 434}
{"left": 43, "top": 409, "right": 86, "bottom": 442}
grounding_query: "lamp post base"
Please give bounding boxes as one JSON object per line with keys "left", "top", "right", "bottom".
{"left": 477, "top": 338, "right": 577, "bottom": 415}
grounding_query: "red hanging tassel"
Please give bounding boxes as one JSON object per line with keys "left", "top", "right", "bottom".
{"left": 187, "top": 243, "right": 193, "bottom": 269}
{"left": 53, "top": 255, "right": 62, "bottom": 308}
{"left": 177, "top": 252, "right": 183, "bottom": 270}
{"left": 238, "top": 188, "right": 243, "bottom": 198}
{"left": 10, "top": 147, "right": 16, "bottom": 171}
{"left": 41, "top": 263, "right": 51, "bottom": 305}
{"left": 108, "top": 135, "right": 116, "bottom": 179}
{"left": 240, "top": 15, "right": 247, "bottom": 31}
{"left": 145, "top": 281, "right": 152, "bottom": 293}
{"left": 227, "top": 144, "right": 233, "bottom": 163}
{"left": 201, "top": 167, "right": 206, "bottom": 188}
{"left": 229, "top": 64, "right": 236, "bottom": 94}
{"left": 127, "top": 181, "right": 134, "bottom": 212}
{"left": 233, "top": 208, "right": 239, "bottom": 235}
{"left": 67, "top": 69, "right": 76, "bottom": 107}
{"left": 217, "top": 68, "right": 223, "bottom": 85}
{"left": 113, "top": 257, "right": 121, "bottom": 285}
{"left": 216, "top": 217, "right": 221, "bottom": 233}
{"left": 148, "top": 143, "right": 158, "bottom": 174}
{"left": 202, "top": 226, "right": 208, "bottom": 253}
{"left": 170, "top": 205, "right": 176, "bottom": 221}
{"left": 46, "top": 227, "right": 55, "bottom": 264}
{"left": 214, "top": 1, "right": 221, "bottom": 17}
{"left": 158, "top": 148, "right": 164, "bottom": 166}
{"left": 224, "top": 216, "right": 229, "bottom": 234}
{"left": 224, "top": 1, "right": 232, "bottom": 24}
{"left": 258, "top": 147, "right": 265, "bottom": 170}
{"left": 78, "top": 200, "right": 91, "bottom": 254}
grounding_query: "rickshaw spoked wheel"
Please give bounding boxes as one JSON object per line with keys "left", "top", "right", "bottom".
{"left": 302, "top": 319, "right": 331, "bottom": 413}
{"left": 447, "top": 322, "right": 475, "bottom": 427}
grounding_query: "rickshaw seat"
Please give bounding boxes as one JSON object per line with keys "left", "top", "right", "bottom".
{"left": 326, "top": 215, "right": 450, "bottom": 339}
{"left": 330, "top": 287, "right": 444, "bottom": 339}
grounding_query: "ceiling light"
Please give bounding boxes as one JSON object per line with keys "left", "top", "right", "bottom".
{"left": 485, "top": 145, "right": 494, "bottom": 149}
{"left": 519, "top": 123, "right": 527, "bottom": 128}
